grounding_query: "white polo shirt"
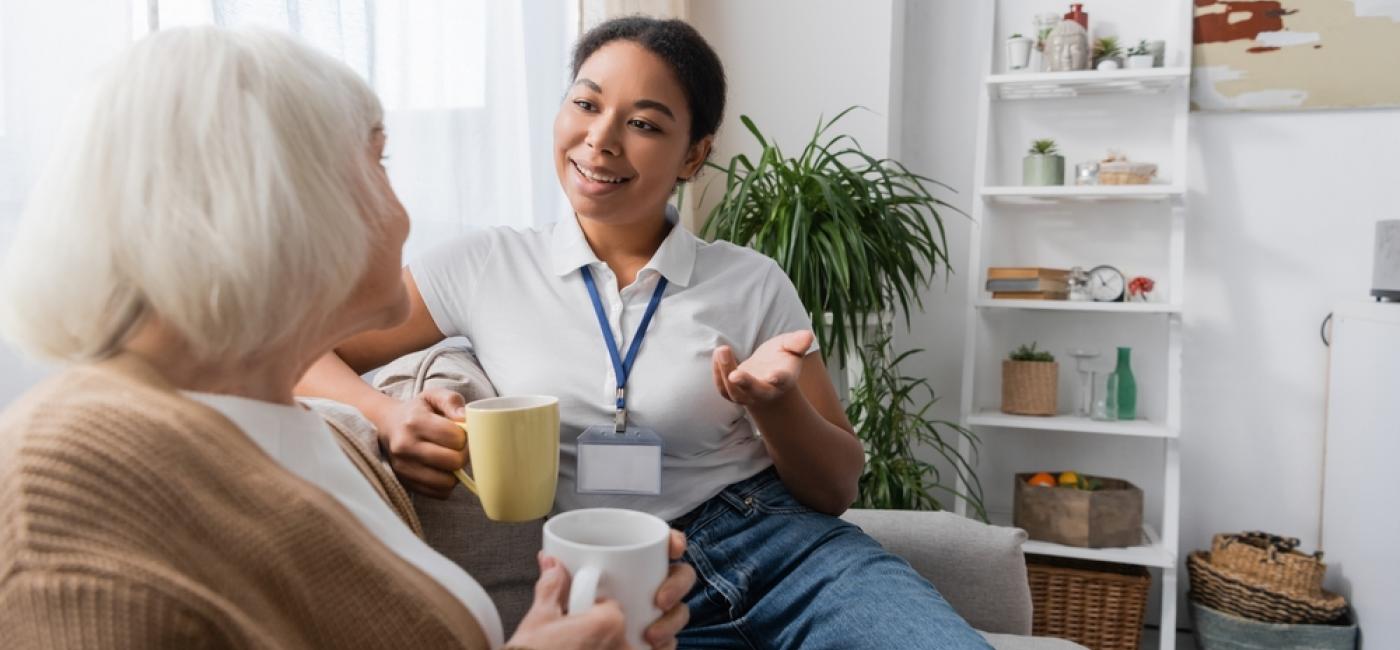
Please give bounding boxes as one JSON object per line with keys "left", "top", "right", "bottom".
{"left": 409, "top": 212, "right": 816, "bottom": 521}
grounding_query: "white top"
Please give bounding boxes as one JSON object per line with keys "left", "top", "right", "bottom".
{"left": 410, "top": 212, "right": 815, "bottom": 521}
{"left": 184, "top": 392, "right": 506, "bottom": 649}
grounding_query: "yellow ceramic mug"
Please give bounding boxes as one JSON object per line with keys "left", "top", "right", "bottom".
{"left": 452, "top": 395, "right": 560, "bottom": 522}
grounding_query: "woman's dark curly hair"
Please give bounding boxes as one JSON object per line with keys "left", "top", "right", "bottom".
{"left": 571, "top": 16, "right": 727, "bottom": 144}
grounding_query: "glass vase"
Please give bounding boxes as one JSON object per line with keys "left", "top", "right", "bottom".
{"left": 1092, "top": 372, "right": 1118, "bottom": 421}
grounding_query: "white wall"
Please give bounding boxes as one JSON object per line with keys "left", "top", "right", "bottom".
{"left": 688, "top": 0, "right": 898, "bottom": 220}
{"left": 900, "top": 0, "right": 1400, "bottom": 630}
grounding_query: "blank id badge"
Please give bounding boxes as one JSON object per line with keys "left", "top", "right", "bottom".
{"left": 576, "top": 425, "right": 662, "bottom": 495}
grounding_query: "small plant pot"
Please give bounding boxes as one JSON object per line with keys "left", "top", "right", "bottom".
{"left": 1001, "top": 360, "right": 1058, "bottom": 415}
{"left": 1126, "top": 54, "right": 1155, "bottom": 69}
{"left": 1006, "top": 37, "right": 1033, "bottom": 71}
{"left": 1022, "top": 154, "right": 1064, "bottom": 187}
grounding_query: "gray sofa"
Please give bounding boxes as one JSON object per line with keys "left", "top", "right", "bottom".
{"left": 304, "top": 346, "right": 1084, "bottom": 649}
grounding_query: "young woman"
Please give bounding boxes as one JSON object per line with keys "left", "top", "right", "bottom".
{"left": 299, "top": 16, "right": 991, "bottom": 649}
{"left": 0, "top": 26, "right": 691, "bottom": 650}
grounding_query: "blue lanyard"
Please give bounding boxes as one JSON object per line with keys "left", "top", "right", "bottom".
{"left": 581, "top": 267, "right": 668, "bottom": 432}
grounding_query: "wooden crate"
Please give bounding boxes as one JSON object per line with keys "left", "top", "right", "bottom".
{"left": 1014, "top": 473, "right": 1143, "bottom": 548}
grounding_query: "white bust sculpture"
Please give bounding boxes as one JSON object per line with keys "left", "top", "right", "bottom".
{"left": 1046, "top": 20, "right": 1089, "bottom": 72}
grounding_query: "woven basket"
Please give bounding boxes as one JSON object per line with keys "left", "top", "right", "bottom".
{"left": 1002, "top": 360, "right": 1058, "bottom": 416}
{"left": 1027, "top": 555, "right": 1150, "bottom": 650}
{"left": 1210, "top": 532, "right": 1325, "bottom": 598}
{"left": 1187, "top": 552, "right": 1347, "bottom": 624}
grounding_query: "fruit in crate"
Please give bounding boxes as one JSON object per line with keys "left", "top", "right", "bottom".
{"left": 1024, "top": 470, "right": 1105, "bottom": 491}
{"left": 1014, "top": 472, "right": 1144, "bottom": 548}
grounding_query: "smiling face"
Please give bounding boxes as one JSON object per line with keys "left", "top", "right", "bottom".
{"left": 553, "top": 40, "right": 712, "bottom": 227}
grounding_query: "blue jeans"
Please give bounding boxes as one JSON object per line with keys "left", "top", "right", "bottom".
{"left": 674, "top": 468, "right": 993, "bottom": 649}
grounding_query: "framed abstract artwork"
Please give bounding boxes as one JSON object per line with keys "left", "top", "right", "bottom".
{"left": 1193, "top": 0, "right": 1400, "bottom": 111}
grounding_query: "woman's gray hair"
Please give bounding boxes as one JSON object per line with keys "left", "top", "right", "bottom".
{"left": 1, "top": 26, "right": 387, "bottom": 362}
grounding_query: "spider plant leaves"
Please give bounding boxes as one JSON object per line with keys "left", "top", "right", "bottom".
{"left": 702, "top": 108, "right": 961, "bottom": 365}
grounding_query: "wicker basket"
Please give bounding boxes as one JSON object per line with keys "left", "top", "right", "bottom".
{"left": 1187, "top": 552, "right": 1348, "bottom": 624}
{"left": 1027, "top": 555, "right": 1150, "bottom": 650}
{"left": 1210, "top": 532, "right": 1325, "bottom": 598}
{"left": 1002, "top": 360, "right": 1058, "bottom": 416}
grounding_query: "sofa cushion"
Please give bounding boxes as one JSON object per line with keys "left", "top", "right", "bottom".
{"left": 372, "top": 345, "right": 541, "bottom": 633}
{"left": 841, "top": 509, "right": 1034, "bottom": 636}
{"left": 305, "top": 345, "right": 541, "bottom": 633}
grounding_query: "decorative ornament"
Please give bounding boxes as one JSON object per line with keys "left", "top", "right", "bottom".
{"left": 1046, "top": 20, "right": 1090, "bottom": 72}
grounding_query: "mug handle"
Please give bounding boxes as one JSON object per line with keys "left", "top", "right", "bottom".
{"left": 567, "top": 565, "right": 601, "bottom": 615}
{"left": 450, "top": 421, "right": 479, "bottom": 496}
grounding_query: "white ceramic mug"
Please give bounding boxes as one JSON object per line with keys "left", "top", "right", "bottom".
{"left": 542, "top": 508, "right": 670, "bottom": 648}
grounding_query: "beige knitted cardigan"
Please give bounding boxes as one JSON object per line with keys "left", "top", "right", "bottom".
{"left": 0, "top": 353, "right": 490, "bottom": 649}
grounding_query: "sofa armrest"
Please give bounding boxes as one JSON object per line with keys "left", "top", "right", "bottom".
{"left": 841, "top": 509, "right": 1033, "bottom": 636}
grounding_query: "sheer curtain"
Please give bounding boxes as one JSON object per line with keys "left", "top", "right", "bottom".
{"left": 145, "top": 0, "right": 577, "bottom": 259}
{"left": 0, "top": 0, "right": 136, "bottom": 403}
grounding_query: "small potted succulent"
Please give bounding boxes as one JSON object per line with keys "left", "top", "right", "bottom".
{"left": 1006, "top": 33, "right": 1033, "bottom": 71}
{"left": 1022, "top": 138, "right": 1064, "bottom": 186}
{"left": 1125, "top": 40, "right": 1154, "bottom": 69}
{"left": 1002, "top": 342, "right": 1058, "bottom": 416}
{"left": 1092, "top": 36, "right": 1123, "bottom": 70}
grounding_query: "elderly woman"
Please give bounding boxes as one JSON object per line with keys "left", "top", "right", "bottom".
{"left": 0, "top": 27, "right": 691, "bottom": 649}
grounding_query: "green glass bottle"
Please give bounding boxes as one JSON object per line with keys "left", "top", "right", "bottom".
{"left": 1114, "top": 346, "right": 1136, "bottom": 420}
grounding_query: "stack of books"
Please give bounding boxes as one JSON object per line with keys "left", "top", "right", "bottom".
{"left": 986, "top": 267, "right": 1070, "bottom": 300}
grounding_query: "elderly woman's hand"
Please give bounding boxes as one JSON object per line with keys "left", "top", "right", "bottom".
{"left": 508, "top": 554, "right": 627, "bottom": 650}
{"left": 375, "top": 388, "right": 470, "bottom": 499}
{"left": 508, "top": 531, "right": 695, "bottom": 650}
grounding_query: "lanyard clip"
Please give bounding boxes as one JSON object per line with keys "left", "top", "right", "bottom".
{"left": 614, "top": 387, "right": 627, "bottom": 433}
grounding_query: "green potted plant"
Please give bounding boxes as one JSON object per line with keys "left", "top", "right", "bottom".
{"left": 847, "top": 335, "right": 986, "bottom": 520}
{"left": 701, "top": 107, "right": 957, "bottom": 367}
{"left": 1125, "top": 40, "right": 1154, "bottom": 69}
{"left": 1002, "top": 342, "right": 1058, "bottom": 416}
{"left": 1022, "top": 138, "right": 1064, "bottom": 186}
{"left": 1092, "top": 35, "right": 1123, "bottom": 70}
{"left": 1006, "top": 32, "right": 1033, "bottom": 71}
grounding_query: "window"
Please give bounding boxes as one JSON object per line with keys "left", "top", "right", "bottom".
{"left": 137, "top": 0, "right": 576, "bottom": 254}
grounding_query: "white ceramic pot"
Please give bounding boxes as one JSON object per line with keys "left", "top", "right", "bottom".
{"left": 1006, "top": 37, "right": 1033, "bottom": 71}
{"left": 1096, "top": 59, "right": 1121, "bottom": 71}
{"left": 1126, "top": 54, "right": 1154, "bottom": 69}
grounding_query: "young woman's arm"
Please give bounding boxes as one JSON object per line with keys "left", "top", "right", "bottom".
{"left": 296, "top": 269, "right": 469, "bottom": 498}
{"left": 712, "top": 331, "right": 865, "bottom": 515}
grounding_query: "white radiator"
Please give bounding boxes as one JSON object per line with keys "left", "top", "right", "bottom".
{"left": 1321, "top": 301, "right": 1400, "bottom": 649}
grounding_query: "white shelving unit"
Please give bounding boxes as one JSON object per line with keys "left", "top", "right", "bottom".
{"left": 981, "top": 184, "right": 1185, "bottom": 203}
{"left": 987, "top": 67, "right": 1190, "bottom": 100}
{"left": 955, "top": 3, "right": 1192, "bottom": 649}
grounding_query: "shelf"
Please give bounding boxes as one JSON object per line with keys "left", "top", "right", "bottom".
{"left": 967, "top": 410, "right": 1176, "bottom": 439}
{"left": 990, "top": 513, "right": 1177, "bottom": 568}
{"left": 975, "top": 299, "right": 1181, "bottom": 315}
{"left": 987, "top": 67, "right": 1191, "bottom": 100}
{"left": 979, "top": 184, "right": 1184, "bottom": 203}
